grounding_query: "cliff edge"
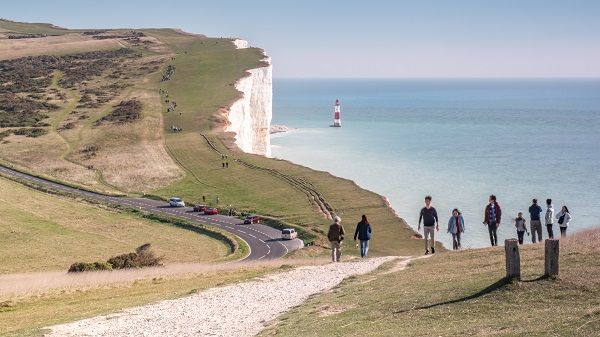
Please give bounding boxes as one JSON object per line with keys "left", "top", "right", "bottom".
{"left": 225, "top": 39, "right": 273, "bottom": 157}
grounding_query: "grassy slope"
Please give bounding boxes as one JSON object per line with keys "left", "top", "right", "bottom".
{"left": 0, "top": 20, "right": 423, "bottom": 256}
{"left": 0, "top": 176, "right": 229, "bottom": 273}
{"left": 260, "top": 230, "right": 600, "bottom": 337}
{"left": 0, "top": 19, "right": 71, "bottom": 35}
{"left": 147, "top": 30, "right": 423, "bottom": 256}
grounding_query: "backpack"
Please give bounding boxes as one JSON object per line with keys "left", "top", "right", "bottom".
{"left": 558, "top": 214, "right": 565, "bottom": 225}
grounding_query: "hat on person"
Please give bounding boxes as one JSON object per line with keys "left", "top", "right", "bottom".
{"left": 334, "top": 216, "right": 341, "bottom": 223}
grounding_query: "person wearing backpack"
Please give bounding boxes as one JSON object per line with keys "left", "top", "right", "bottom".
{"left": 327, "top": 216, "right": 346, "bottom": 262}
{"left": 545, "top": 199, "right": 555, "bottom": 239}
{"left": 556, "top": 206, "right": 572, "bottom": 238}
{"left": 354, "top": 215, "right": 372, "bottom": 258}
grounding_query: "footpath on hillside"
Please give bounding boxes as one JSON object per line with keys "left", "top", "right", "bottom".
{"left": 47, "top": 257, "right": 399, "bottom": 337}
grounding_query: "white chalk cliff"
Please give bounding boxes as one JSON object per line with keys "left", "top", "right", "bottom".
{"left": 226, "top": 39, "right": 272, "bottom": 157}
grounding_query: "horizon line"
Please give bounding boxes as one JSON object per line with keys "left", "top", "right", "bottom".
{"left": 273, "top": 76, "right": 600, "bottom": 80}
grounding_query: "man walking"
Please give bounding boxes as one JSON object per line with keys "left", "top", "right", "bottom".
{"left": 418, "top": 196, "right": 439, "bottom": 255}
{"left": 483, "top": 195, "right": 502, "bottom": 246}
{"left": 545, "top": 199, "right": 555, "bottom": 239}
{"left": 529, "top": 199, "right": 543, "bottom": 243}
{"left": 327, "top": 216, "right": 345, "bottom": 262}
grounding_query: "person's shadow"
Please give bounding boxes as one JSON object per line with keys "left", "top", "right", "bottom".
{"left": 394, "top": 276, "right": 549, "bottom": 314}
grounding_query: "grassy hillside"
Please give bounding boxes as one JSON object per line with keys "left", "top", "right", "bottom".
{"left": 260, "top": 230, "right": 600, "bottom": 336}
{"left": 0, "top": 20, "right": 424, "bottom": 256}
{"left": 0, "top": 176, "right": 231, "bottom": 273}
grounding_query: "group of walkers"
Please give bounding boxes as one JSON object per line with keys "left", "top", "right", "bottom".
{"left": 326, "top": 194, "right": 573, "bottom": 262}
{"left": 419, "top": 195, "right": 573, "bottom": 254}
{"left": 327, "top": 215, "right": 372, "bottom": 262}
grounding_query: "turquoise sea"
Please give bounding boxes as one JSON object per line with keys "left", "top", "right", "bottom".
{"left": 270, "top": 79, "right": 600, "bottom": 249}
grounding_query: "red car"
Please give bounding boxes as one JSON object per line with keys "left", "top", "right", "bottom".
{"left": 193, "top": 205, "right": 207, "bottom": 212}
{"left": 243, "top": 215, "right": 260, "bottom": 224}
{"left": 204, "top": 208, "right": 219, "bottom": 215}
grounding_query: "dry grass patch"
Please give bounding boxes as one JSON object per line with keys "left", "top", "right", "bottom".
{"left": 0, "top": 176, "right": 229, "bottom": 274}
{"left": 0, "top": 34, "right": 122, "bottom": 60}
{"left": 260, "top": 229, "right": 600, "bottom": 337}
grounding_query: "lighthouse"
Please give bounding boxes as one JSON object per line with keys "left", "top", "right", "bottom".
{"left": 331, "top": 99, "right": 341, "bottom": 127}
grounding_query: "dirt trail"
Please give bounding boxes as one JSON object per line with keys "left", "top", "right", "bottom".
{"left": 0, "top": 259, "right": 327, "bottom": 300}
{"left": 46, "top": 257, "right": 402, "bottom": 337}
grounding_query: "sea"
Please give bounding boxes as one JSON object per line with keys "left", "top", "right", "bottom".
{"left": 270, "top": 79, "right": 600, "bottom": 249}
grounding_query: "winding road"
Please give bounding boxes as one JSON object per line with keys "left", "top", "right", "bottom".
{"left": 0, "top": 164, "right": 303, "bottom": 261}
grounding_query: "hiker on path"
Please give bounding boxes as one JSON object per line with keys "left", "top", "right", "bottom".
{"left": 483, "top": 195, "right": 502, "bottom": 246}
{"left": 327, "top": 216, "right": 345, "bottom": 262}
{"left": 545, "top": 199, "right": 555, "bottom": 239}
{"left": 528, "top": 199, "right": 543, "bottom": 243}
{"left": 556, "top": 206, "right": 572, "bottom": 238}
{"left": 515, "top": 212, "right": 529, "bottom": 245}
{"left": 447, "top": 208, "right": 465, "bottom": 250}
{"left": 418, "top": 195, "right": 439, "bottom": 255}
{"left": 353, "top": 215, "right": 372, "bottom": 258}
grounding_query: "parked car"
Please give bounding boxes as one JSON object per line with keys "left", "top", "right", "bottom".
{"left": 281, "top": 228, "right": 297, "bottom": 240}
{"left": 193, "top": 204, "right": 207, "bottom": 212}
{"left": 169, "top": 197, "right": 185, "bottom": 207}
{"left": 243, "top": 215, "right": 260, "bottom": 224}
{"left": 204, "top": 207, "right": 219, "bottom": 215}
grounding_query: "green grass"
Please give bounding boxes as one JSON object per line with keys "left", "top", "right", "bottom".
{"left": 146, "top": 32, "right": 424, "bottom": 256}
{"left": 259, "top": 229, "right": 600, "bottom": 337}
{"left": 0, "top": 176, "right": 232, "bottom": 273}
{"left": 0, "top": 19, "right": 70, "bottom": 35}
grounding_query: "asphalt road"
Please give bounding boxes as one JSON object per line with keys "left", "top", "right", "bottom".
{"left": 0, "top": 165, "right": 304, "bottom": 261}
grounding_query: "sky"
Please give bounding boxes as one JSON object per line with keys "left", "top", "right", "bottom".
{"left": 3, "top": 0, "right": 600, "bottom": 78}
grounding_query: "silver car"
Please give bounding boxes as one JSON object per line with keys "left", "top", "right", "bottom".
{"left": 169, "top": 197, "right": 185, "bottom": 207}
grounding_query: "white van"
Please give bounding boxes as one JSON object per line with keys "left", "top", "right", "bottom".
{"left": 281, "top": 228, "right": 297, "bottom": 240}
{"left": 169, "top": 197, "right": 185, "bottom": 207}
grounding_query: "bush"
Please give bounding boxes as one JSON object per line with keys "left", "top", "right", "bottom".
{"left": 107, "top": 243, "right": 163, "bottom": 270}
{"left": 68, "top": 244, "right": 162, "bottom": 273}
{"left": 68, "top": 261, "right": 113, "bottom": 273}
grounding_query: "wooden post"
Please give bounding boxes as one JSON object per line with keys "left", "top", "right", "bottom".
{"left": 504, "top": 239, "right": 521, "bottom": 281}
{"left": 545, "top": 239, "right": 560, "bottom": 277}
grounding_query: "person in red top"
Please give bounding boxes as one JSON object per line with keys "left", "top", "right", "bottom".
{"left": 483, "top": 195, "right": 502, "bottom": 246}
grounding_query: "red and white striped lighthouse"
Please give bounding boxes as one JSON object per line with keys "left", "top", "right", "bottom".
{"left": 331, "top": 99, "right": 342, "bottom": 127}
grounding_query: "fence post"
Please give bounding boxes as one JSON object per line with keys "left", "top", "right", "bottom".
{"left": 545, "top": 239, "right": 560, "bottom": 277}
{"left": 504, "top": 239, "right": 521, "bottom": 281}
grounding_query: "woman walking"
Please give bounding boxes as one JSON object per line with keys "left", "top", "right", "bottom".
{"left": 353, "top": 215, "right": 372, "bottom": 258}
{"left": 556, "top": 206, "right": 572, "bottom": 238}
{"left": 447, "top": 209, "right": 465, "bottom": 250}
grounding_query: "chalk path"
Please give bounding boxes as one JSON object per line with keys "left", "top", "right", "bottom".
{"left": 46, "top": 257, "right": 397, "bottom": 337}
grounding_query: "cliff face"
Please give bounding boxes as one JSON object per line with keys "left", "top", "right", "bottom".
{"left": 226, "top": 40, "right": 273, "bottom": 157}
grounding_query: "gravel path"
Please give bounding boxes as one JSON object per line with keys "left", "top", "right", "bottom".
{"left": 46, "top": 257, "right": 397, "bottom": 337}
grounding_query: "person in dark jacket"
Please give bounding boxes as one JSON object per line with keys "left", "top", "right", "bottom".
{"left": 418, "top": 195, "right": 439, "bottom": 255}
{"left": 528, "top": 199, "right": 543, "bottom": 243}
{"left": 354, "top": 215, "right": 372, "bottom": 258}
{"left": 483, "top": 195, "right": 502, "bottom": 246}
{"left": 327, "top": 216, "right": 345, "bottom": 262}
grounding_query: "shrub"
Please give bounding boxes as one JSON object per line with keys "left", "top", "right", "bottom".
{"left": 107, "top": 243, "right": 163, "bottom": 270}
{"left": 68, "top": 261, "right": 113, "bottom": 273}
{"left": 68, "top": 244, "right": 162, "bottom": 273}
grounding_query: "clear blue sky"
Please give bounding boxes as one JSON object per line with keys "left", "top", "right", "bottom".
{"left": 3, "top": 0, "right": 600, "bottom": 78}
